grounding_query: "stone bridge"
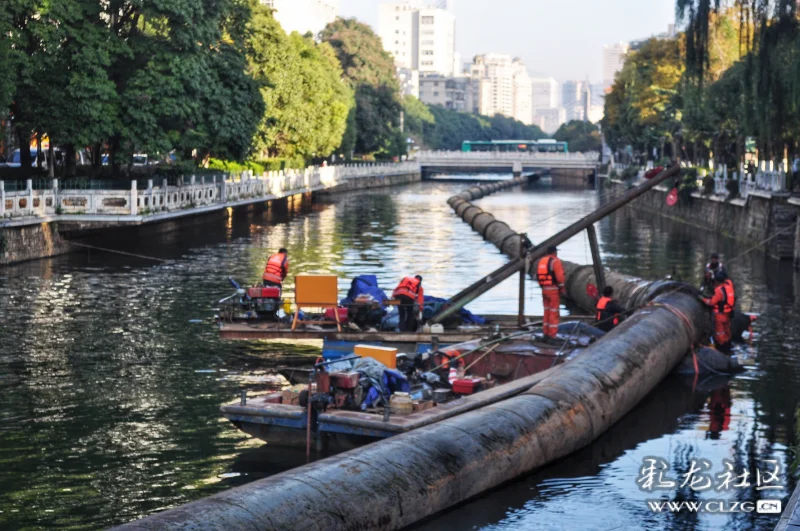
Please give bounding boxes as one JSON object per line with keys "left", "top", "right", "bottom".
{"left": 418, "top": 150, "right": 599, "bottom": 187}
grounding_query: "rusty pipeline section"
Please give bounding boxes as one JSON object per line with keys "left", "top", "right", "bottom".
{"left": 112, "top": 288, "right": 706, "bottom": 531}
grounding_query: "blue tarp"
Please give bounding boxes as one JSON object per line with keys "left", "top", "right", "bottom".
{"left": 422, "top": 296, "right": 487, "bottom": 325}
{"left": 361, "top": 369, "right": 411, "bottom": 410}
{"left": 340, "top": 275, "right": 388, "bottom": 306}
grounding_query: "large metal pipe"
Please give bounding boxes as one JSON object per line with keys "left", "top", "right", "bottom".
{"left": 447, "top": 179, "right": 751, "bottom": 339}
{"left": 113, "top": 289, "right": 705, "bottom": 531}
{"left": 433, "top": 165, "right": 682, "bottom": 324}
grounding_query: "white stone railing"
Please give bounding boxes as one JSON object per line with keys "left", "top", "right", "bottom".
{"left": 708, "top": 162, "right": 788, "bottom": 200}
{"left": 0, "top": 161, "right": 421, "bottom": 221}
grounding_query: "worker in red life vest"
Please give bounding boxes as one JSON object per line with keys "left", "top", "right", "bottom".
{"left": 702, "top": 270, "right": 735, "bottom": 354}
{"left": 537, "top": 246, "right": 566, "bottom": 339}
{"left": 262, "top": 248, "right": 289, "bottom": 288}
{"left": 595, "top": 286, "right": 625, "bottom": 333}
{"left": 393, "top": 275, "right": 424, "bottom": 332}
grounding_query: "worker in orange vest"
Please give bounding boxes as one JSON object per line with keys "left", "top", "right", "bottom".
{"left": 393, "top": 275, "right": 424, "bottom": 332}
{"left": 262, "top": 248, "right": 289, "bottom": 288}
{"left": 595, "top": 286, "right": 625, "bottom": 333}
{"left": 702, "top": 270, "right": 735, "bottom": 354}
{"left": 536, "top": 246, "right": 566, "bottom": 339}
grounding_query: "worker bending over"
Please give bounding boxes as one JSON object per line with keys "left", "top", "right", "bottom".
{"left": 702, "top": 270, "right": 735, "bottom": 354}
{"left": 536, "top": 246, "right": 565, "bottom": 339}
{"left": 262, "top": 248, "right": 289, "bottom": 288}
{"left": 595, "top": 286, "right": 625, "bottom": 333}
{"left": 393, "top": 275, "right": 424, "bottom": 332}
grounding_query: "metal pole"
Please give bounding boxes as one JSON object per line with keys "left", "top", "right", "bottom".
{"left": 518, "top": 235, "right": 526, "bottom": 327}
{"left": 586, "top": 225, "right": 605, "bottom": 293}
{"left": 431, "top": 164, "right": 680, "bottom": 324}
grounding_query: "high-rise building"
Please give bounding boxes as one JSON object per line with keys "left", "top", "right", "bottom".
{"left": 264, "top": 0, "right": 339, "bottom": 37}
{"left": 378, "top": 1, "right": 456, "bottom": 76}
{"left": 469, "top": 54, "right": 532, "bottom": 124}
{"left": 534, "top": 108, "right": 566, "bottom": 135}
{"left": 419, "top": 74, "right": 469, "bottom": 111}
{"left": 602, "top": 42, "right": 629, "bottom": 88}
{"left": 531, "top": 77, "right": 559, "bottom": 112}
{"left": 561, "top": 80, "right": 584, "bottom": 121}
{"left": 397, "top": 68, "right": 420, "bottom": 98}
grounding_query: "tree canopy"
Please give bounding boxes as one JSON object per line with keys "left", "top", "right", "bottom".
{"left": 248, "top": 5, "right": 353, "bottom": 160}
{"left": 553, "top": 121, "right": 602, "bottom": 153}
{"left": 321, "top": 18, "right": 403, "bottom": 157}
{"left": 417, "top": 104, "right": 546, "bottom": 151}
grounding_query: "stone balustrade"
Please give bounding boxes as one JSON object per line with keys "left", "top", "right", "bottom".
{"left": 0, "top": 161, "right": 421, "bottom": 223}
{"left": 418, "top": 150, "right": 599, "bottom": 162}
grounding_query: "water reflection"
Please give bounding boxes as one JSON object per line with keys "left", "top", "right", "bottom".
{"left": 0, "top": 180, "right": 796, "bottom": 530}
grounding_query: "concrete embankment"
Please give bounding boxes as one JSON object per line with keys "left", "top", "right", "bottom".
{"left": 112, "top": 176, "right": 711, "bottom": 531}
{"left": 604, "top": 178, "right": 798, "bottom": 260}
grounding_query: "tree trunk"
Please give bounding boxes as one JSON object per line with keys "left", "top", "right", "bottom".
{"left": 48, "top": 142, "right": 55, "bottom": 178}
{"left": 36, "top": 131, "right": 43, "bottom": 170}
{"left": 65, "top": 144, "right": 77, "bottom": 177}
{"left": 92, "top": 143, "right": 102, "bottom": 170}
{"left": 16, "top": 127, "right": 32, "bottom": 169}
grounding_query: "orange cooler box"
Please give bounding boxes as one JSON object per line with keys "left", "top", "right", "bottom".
{"left": 354, "top": 345, "right": 397, "bottom": 369}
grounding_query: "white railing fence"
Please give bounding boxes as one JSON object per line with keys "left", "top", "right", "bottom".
{"left": 0, "top": 161, "right": 421, "bottom": 220}
{"left": 709, "top": 162, "right": 788, "bottom": 199}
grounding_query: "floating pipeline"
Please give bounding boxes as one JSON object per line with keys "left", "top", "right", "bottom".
{"left": 109, "top": 178, "right": 733, "bottom": 530}
{"left": 447, "top": 180, "right": 753, "bottom": 341}
{"left": 112, "top": 283, "right": 707, "bottom": 531}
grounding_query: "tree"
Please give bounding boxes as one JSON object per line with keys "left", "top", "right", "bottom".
{"left": 553, "top": 121, "right": 602, "bottom": 153}
{"left": 320, "top": 18, "right": 402, "bottom": 157}
{"left": 402, "top": 95, "right": 434, "bottom": 138}
{"left": 419, "top": 105, "right": 545, "bottom": 151}
{"left": 602, "top": 37, "right": 684, "bottom": 159}
{"left": 247, "top": 6, "right": 353, "bottom": 160}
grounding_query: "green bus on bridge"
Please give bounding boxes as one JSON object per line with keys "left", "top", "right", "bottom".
{"left": 461, "top": 139, "right": 569, "bottom": 153}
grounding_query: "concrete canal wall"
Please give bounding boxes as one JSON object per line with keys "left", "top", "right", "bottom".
{"left": 604, "top": 178, "right": 800, "bottom": 260}
{"left": 0, "top": 162, "right": 420, "bottom": 266}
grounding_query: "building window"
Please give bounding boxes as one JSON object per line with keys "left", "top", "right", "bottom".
{"left": 395, "top": 30, "right": 399, "bottom": 34}
{"left": 421, "top": 40, "right": 434, "bottom": 45}
{"left": 395, "top": 16, "right": 399, "bottom": 20}
{"left": 422, "top": 50, "right": 434, "bottom": 55}
{"left": 422, "top": 61, "right": 433, "bottom": 66}
{"left": 434, "top": 92, "right": 439, "bottom": 96}
{"left": 421, "top": 16, "right": 434, "bottom": 24}
{"left": 434, "top": 81, "right": 439, "bottom": 87}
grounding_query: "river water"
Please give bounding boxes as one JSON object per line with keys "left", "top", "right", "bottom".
{"left": 0, "top": 179, "right": 797, "bottom": 530}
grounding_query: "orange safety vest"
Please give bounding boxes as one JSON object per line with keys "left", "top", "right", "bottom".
{"left": 715, "top": 280, "right": 735, "bottom": 315}
{"left": 393, "top": 276, "right": 423, "bottom": 304}
{"left": 262, "top": 252, "right": 288, "bottom": 284}
{"left": 537, "top": 256, "right": 557, "bottom": 287}
{"left": 595, "top": 296, "right": 619, "bottom": 326}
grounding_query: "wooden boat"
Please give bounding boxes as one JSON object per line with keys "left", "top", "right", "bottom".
{"left": 220, "top": 327, "right": 598, "bottom": 450}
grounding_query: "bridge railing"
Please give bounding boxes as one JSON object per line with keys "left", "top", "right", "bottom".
{"left": 0, "top": 161, "right": 421, "bottom": 220}
{"left": 418, "top": 150, "right": 599, "bottom": 162}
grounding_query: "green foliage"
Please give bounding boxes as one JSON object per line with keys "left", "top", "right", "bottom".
{"left": 321, "top": 18, "right": 402, "bottom": 157}
{"left": 602, "top": 37, "right": 684, "bottom": 155}
{"left": 403, "top": 95, "right": 435, "bottom": 138}
{"left": 248, "top": 7, "right": 353, "bottom": 160}
{"left": 420, "top": 105, "right": 545, "bottom": 151}
{"left": 5, "top": 0, "right": 263, "bottom": 174}
{"left": 553, "top": 120, "right": 602, "bottom": 152}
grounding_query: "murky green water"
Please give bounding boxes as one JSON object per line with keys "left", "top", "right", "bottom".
{"left": 0, "top": 179, "right": 796, "bottom": 530}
